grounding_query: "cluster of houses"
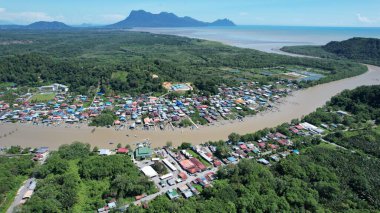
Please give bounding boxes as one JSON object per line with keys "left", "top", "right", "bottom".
{"left": 165, "top": 171, "right": 216, "bottom": 200}
{"left": 0, "top": 81, "right": 296, "bottom": 130}
{"left": 205, "top": 121, "right": 329, "bottom": 166}
{"left": 0, "top": 94, "right": 92, "bottom": 125}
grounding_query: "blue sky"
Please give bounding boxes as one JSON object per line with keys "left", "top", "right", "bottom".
{"left": 0, "top": 0, "right": 379, "bottom": 26}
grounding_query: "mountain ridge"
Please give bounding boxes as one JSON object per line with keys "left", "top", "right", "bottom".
{"left": 26, "top": 21, "right": 71, "bottom": 30}
{"left": 0, "top": 10, "right": 236, "bottom": 29}
{"left": 108, "top": 10, "right": 235, "bottom": 28}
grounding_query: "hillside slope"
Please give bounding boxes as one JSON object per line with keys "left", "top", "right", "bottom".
{"left": 281, "top": 37, "right": 380, "bottom": 66}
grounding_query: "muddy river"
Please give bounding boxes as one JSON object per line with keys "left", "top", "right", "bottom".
{"left": 1, "top": 64, "right": 379, "bottom": 149}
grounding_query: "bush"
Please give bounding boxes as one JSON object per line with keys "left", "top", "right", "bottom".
{"left": 90, "top": 110, "right": 116, "bottom": 127}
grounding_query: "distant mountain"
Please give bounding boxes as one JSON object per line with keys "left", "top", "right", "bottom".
{"left": 209, "top": 19, "right": 235, "bottom": 27}
{"left": 26, "top": 21, "right": 71, "bottom": 30}
{"left": 109, "top": 10, "right": 236, "bottom": 28}
{"left": 0, "top": 10, "right": 236, "bottom": 30}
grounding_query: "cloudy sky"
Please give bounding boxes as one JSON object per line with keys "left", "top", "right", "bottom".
{"left": 0, "top": 0, "right": 379, "bottom": 26}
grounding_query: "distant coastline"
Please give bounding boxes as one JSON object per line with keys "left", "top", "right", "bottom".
{"left": 131, "top": 25, "right": 380, "bottom": 53}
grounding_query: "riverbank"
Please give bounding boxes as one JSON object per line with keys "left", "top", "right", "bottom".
{"left": 1, "top": 64, "right": 379, "bottom": 150}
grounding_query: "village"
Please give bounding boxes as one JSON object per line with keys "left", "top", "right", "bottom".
{"left": 0, "top": 80, "right": 297, "bottom": 131}
{"left": 77, "top": 114, "right": 354, "bottom": 212}
{"left": 1, "top": 69, "right": 345, "bottom": 212}
{"left": 0, "top": 102, "right": 356, "bottom": 212}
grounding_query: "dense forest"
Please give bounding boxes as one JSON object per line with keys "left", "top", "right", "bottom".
{"left": 281, "top": 37, "right": 380, "bottom": 66}
{"left": 310, "top": 86, "right": 380, "bottom": 158}
{"left": 0, "top": 30, "right": 366, "bottom": 95}
{"left": 0, "top": 155, "right": 35, "bottom": 212}
{"left": 21, "top": 142, "right": 155, "bottom": 212}
{"left": 303, "top": 86, "right": 380, "bottom": 127}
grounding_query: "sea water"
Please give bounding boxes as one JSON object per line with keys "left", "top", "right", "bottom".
{"left": 132, "top": 25, "right": 380, "bottom": 53}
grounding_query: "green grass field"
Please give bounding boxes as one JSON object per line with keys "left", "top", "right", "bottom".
{"left": 30, "top": 93, "right": 56, "bottom": 102}
{"left": 187, "top": 150, "right": 211, "bottom": 167}
{"left": 193, "top": 184, "right": 203, "bottom": 192}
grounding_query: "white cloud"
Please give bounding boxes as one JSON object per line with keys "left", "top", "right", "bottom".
{"left": 100, "top": 14, "right": 125, "bottom": 23}
{"left": 0, "top": 8, "right": 63, "bottom": 24}
{"left": 356, "top": 13, "right": 374, "bottom": 24}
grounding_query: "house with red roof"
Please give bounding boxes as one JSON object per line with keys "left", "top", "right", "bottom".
{"left": 190, "top": 158, "right": 206, "bottom": 171}
{"left": 180, "top": 159, "right": 199, "bottom": 174}
{"left": 178, "top": 172, "right": 188, "bottom": 181}
{"left": 116, "top": 148, "right": 129, "bottom": 154}
{"left": 275, "top": 132, "right": 287, "bottom": 139}
{"left": 290, "top": 128, "right": 299, "bottom": 134}
{"left": 239, "top": 144, "right": 247, "bottom": 150}
{"left": 258, "top": 142, "right": 266, "bottom": 149}
{"left": 213, "top": 160, "right": 222, "bottom": 167}
{"left": 278, "top": 139, "right": 289, "bottom": 146}
{"left": 268, "top": 144, "right": 279, "bottom": 150}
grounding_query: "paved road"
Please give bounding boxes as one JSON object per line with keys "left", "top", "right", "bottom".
{"left": 126, "top": 148, "right": 218, "bottom": 209}
{"left": 321, "top": 138, "right": 347, "bottom": 150}
{"left": 6, "top": 178, "right": 34, "bottom": 213}
{"left": 132, "top": 167, "right": 218, "bottom": 207}
{"left": 6, "top": 154, "right": 47, "bottom": 213}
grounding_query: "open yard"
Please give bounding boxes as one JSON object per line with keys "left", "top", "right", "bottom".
{"left": 187, "top": 150, "right": 211, "bottom": 167}
{"left": 30, "top": 93, "right": 56, "bottom": 102}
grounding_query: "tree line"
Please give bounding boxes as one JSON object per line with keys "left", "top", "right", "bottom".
{"left": 0, "top": 30, "right": 367, "bottom": 96}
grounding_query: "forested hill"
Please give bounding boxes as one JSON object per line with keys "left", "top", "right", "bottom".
{"left": 281, "top": 37, "right": 380, "bottom": 66}
{"left": 323, "top": 38, "right": 380, "bottom": 64}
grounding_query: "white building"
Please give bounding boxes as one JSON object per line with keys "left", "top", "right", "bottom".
{"left": 300, "top": 122, "right": 325, "bottom": 134}
{"left": 162, "top": 159, "right": 177, "bottom": 171}
{"left": 99, "top": 149, "right": 111, "bottom": 156}
{"left": 141, "top": 166, "right": 158, "bottom": 178}
{"left": 38, "top": 83, "right": 69, "bottom": 93}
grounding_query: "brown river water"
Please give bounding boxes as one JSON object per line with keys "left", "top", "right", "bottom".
{"left": 1, "top": 33, "right": 380, "bottom": 150}
{"left": 1, "top": 65, "right": 379, "bottom": 150}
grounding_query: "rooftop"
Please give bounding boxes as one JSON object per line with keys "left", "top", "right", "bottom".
{"left": 166, "top": 189, "right": 179, "bottom": 200}
{"left": 135, "top": 146, "right": 152, "bottom": 157}
{"left": 141, "top": 166, "right": 158, "bottom": 178}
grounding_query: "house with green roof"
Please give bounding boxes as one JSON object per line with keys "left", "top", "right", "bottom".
{"left": 166, "top": 189, "right": 180, "bottom": 200}
{"left": 135, "top": 146, "right": 152, "bottom": 160}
